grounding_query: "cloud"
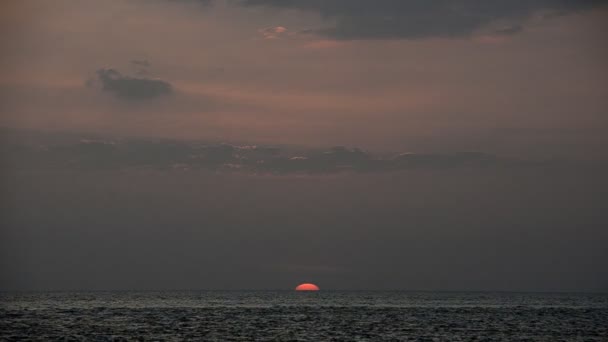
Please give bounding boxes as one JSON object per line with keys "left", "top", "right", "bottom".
{"left": 5, "top": 127, "right": 607, "bottom": 177}
{"left": 130, "top": 60, "right": 150, "bottom": 67}
{"left": 166, "top": 0, "right": 213, "bottom": 6}
{"left": 494, "top": 24, "right": 524, "bottom": 36}
{"left": 3, "top": 128, "right": 514, "bottom": 174}
{"left": 391, "top": 152, "right": 499, "bottom": 168}
{"left": 238, "top": 0, "right": 607, "bottom": 40}
{"left": 95, "top": 68, "right": 173, "bottom": 100}
{"left": 258, "top": 26, "right": 289, "bottom": 39}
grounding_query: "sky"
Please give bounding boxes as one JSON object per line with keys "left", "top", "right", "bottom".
{"left": 1, "top": 0, "right": 607, "bottom": 291}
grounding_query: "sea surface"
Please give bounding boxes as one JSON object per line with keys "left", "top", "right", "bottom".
{"left": 1, "top": 291, "right": 607, "bottom": 341}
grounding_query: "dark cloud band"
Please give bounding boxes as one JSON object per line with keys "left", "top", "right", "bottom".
{"left": 239, "top": 0, "right": 608, "bottom": 39}
{"left": 3, "top": 133, "right": 518, "bottom": 174}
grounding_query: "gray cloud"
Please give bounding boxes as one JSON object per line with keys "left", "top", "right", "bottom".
{"left": 239, "top": 0, "right": 607, "bottom": 39}
{"left": 95, "top": 68, "right": 173, "bottom": 100}
{"left": 1, "top": 129, "right": 544, "bottom": 174}
{"left": 167, "top": 0, "right": 213, "bottom": 5}
{"left": 130, "top": 60, "right": 150, "bottom": 67}
{"left": 494, "top": 24, "right": 524, "bottom": 35}
{"left": 391, "top": 152, "right": 499, "bottom": 168}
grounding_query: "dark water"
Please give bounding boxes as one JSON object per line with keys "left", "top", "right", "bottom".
{"left": 1, "top": 291, "right": 607, "bottom": 341}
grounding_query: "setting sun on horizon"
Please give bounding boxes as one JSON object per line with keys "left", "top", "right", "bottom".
{"left": 295, "top": 283, "right": 320, "bottom": 291}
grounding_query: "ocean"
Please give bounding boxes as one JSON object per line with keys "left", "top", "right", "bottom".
{"left": 1, "top": 291, "right": 606, "bottom": 341}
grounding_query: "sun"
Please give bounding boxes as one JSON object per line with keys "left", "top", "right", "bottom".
{"left": 295, "top": 283, "right": 320, "bottom": 291}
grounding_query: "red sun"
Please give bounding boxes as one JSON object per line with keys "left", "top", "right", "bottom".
{"left": 295, "top": 283, "right": 320, "bottom": 291}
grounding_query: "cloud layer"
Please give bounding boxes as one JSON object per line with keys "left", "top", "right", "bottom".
{"left": 2, "top": 130, "right": 531, "bottom": 174}
{"left": 239, "top": 0, "right": 608, "bottom": 39}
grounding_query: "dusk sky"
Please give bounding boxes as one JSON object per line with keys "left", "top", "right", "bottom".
{"left": 1, "top": 0, "right": 607, "bottom": 292}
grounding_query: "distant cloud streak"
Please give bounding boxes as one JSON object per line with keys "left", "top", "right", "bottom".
{"left": 2, "top": 130, "right": 540, "bottom": 174}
